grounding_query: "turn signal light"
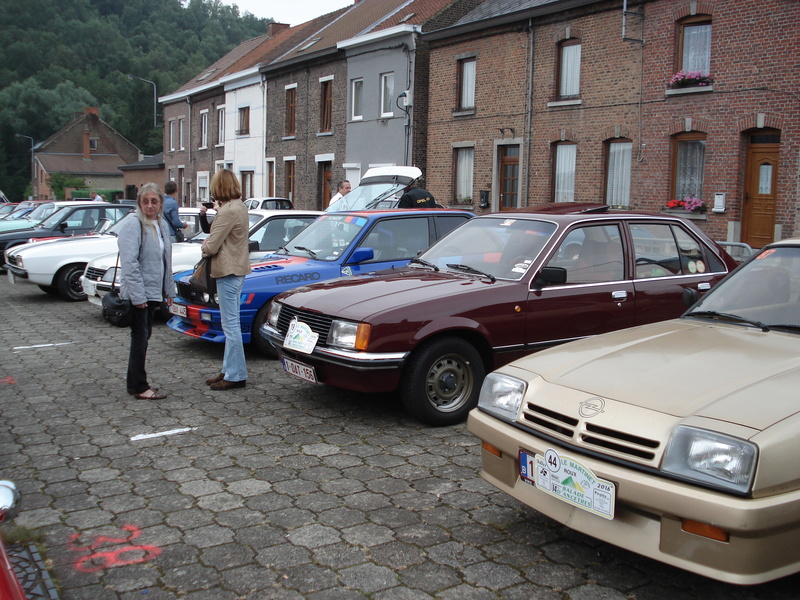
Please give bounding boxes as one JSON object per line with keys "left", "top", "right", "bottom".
{"left": 681, "top": 519, "right": 729, "bottom": 542}
{"left": 481, "top": 441, "right": 502, "bottom": 458}
{"left": 354, "top": 323, "right": 371, "bottom": 351}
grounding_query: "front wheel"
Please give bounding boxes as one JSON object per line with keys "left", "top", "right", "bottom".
{"left": 38, "top": 284, "right": 59, "bottom": 296}
{"left": 400, "top": 336, "right": 485, "bottom": 426}
{"left": 57, "top": 264, "right": 87, "bottom": 301}
{"left": 251, "top": 303, "right": 277, "bottom": 358}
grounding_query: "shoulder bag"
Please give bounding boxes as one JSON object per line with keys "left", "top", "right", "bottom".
{"left": 189, "top": 255, "right": 216, "bottom": 295}
{"left": 102, "top": 252, "right": 132, "bottom": 327}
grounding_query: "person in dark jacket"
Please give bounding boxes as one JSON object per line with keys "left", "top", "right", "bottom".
{"left": 118, "top": 183, "right": 176, "bottom": 400}
{"left": 398, "top": 178, "right": 437, "bottom": 208}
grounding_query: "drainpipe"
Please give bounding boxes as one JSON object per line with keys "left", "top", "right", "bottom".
{"left": 186, "top": 97, "right": 192, "bottom": 206}
{"left": 524, "top": 19, "right": 534, "bottom": 206}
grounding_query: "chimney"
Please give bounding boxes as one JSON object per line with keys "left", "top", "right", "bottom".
{"left": 84, "top": 107, "right": 99, "bottom": 116}
{"left": 268, "top": 22, "right": 289, "bottom": 36}
{"left": 83, "top": 129, "right": 91, "bottom": 159}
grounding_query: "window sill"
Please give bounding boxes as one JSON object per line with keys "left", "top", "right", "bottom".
{"left": 665, "top": 85, "right": 714, "bottom": 96}
{"left": 662, "top": 209, "right": 708, "bottom": 221}
{"left": 547, "top": 98, "right": 582, "bottom": 108}
{"left": 317, "top": 131, "right": 333, "bottom": 137}
{"left": 452, "top": 109, "right": 476, "bottom": 118}
{"left": 282, "top": 136, "right": 296, "bottom": 141}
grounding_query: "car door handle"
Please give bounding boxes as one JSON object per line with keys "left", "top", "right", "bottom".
{"left": 611, "top": 290, "right": 628, "bottom": 301}
{"left": 698, "top": 282, "right": 711, "bottom": 291}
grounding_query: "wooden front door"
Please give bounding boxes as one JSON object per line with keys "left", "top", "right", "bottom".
{"left": 499, "top": 145, "right": 519, "bottom": 210}
{"left": 321, "top": 162, "right": 332, "bottom": 209}
{"left": 742, "top": 139, "right": 780, "bottom": 248}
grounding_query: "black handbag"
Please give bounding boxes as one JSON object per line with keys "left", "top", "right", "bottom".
{"left": 102, "top": 253, "right": 132, "bottom": 327}
{"left": 189, "top": 256, "right": 216, "bottom": 294}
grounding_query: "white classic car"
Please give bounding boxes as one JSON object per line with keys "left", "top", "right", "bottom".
{"left": 3, "top": 208, "right": 206, "bottom": 301}
{"left": 82, "top": 209, "right": 321, "bottom": 309}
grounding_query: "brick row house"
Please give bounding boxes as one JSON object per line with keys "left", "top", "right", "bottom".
{"left": 425, "top": 0, "right": 800, "bottom": 246}
{"left": 161, "top": 0, "right": 798, "bottom": 247}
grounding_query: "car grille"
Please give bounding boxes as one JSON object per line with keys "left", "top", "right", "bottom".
{"left": 176, "top": 281, "right": 216, "bottom": 306}
{"left": 520, "top": 402, "right": 660, "bottom": 462}
{"left": 84, "top": 266, "right": 106, "bottom": 280}
{"left": 5, "top": 254, "right": 19, "bottom": 267}
{"left": 275, "top": 305, "right": 334, "bottom": 342}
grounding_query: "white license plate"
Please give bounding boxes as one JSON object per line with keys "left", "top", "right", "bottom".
{"left": 82, "top": 278, "right": 95, "bottom": 295}
{"left": 169, "top": 303, "right": 187, "bottom": 317}
{"left": 6, "top": 270, "right": 15, "bottom": 284}
{"left": 281, "top": 357, "right": 317, "bottom": 383}
{"left": 521, "top": 448, "right": 615, "bottom": 520}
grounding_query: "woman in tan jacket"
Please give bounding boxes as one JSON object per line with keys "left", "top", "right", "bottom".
{"left": 202, "top": 170, "right": 251, "bottom": 390}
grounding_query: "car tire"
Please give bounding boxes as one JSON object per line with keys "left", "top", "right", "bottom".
{"left": 38, "top": 284, "right": 59, "bottom": 296}
{"left": 251, "top": 303, "right": 278, "bottom": 358}
{"left": 56, "top": 264, "right": 87, "bottom": 302}
{"left": 400, "top": 336, "right": 485, "bottom": 426}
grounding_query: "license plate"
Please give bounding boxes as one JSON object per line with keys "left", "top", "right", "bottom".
{"left": 281, "top": 357, "right": 317, "bottom": 383}
{"left": 82, "top": 278, "right": 95, "bottom": 295}
{"left": 6, "top": 270, "right": 15, "bottom": 284}
{"left": 521, "top": 448, "right": 615, "bottom": 520}
{"left": 169, "top": 303, "right": 187, "bottom": 317}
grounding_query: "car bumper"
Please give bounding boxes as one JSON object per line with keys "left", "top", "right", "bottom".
{"left": 261, "top": 322, "right": 407, "bottom": 393}
{"left": 166, "top": 302, "right": 257, "bottom": 344}
{"left": 4, "top": 264, "right": 31, "bottom": 284}
{"left": 467, "top": 408, "right": 800, "bottom": 585}
{"left": 81, "top": 277, "right": 111, "bottom": 306}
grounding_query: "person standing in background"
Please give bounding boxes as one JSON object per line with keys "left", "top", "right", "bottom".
{"left": 202, "top": 170, "right": 251, "bottom": 391}
{"left": 330, "top": 180, "right": 351, "bottom": 205}
{"left": 163, "top": 181, "right": 188, "bottom": 242}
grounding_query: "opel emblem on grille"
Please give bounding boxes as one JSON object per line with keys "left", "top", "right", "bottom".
{"left": 579, "top": 396, "right": 605, "bottom": 418}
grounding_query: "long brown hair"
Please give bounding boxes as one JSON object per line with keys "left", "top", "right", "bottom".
{"left": 210, "top": 169, "right": 241, "bottom": 204}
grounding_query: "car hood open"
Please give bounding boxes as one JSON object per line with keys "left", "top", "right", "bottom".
{"left": 509, "top": 318, "right": 800, "bottom": 432}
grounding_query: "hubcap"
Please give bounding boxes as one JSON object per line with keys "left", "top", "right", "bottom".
{"left": 424, "top": 354, "right": 473, "bottom": 412}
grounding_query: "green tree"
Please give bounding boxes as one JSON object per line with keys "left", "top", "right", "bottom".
{"left": 48, "top": 173, "right": 87, "bottom": 201}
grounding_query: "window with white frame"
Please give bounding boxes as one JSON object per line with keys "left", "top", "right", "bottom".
{"left": 285, "top": 84, "right": 297, "bottom": 137}
{"left": 454, "top": 147, "right": 474, "bottom": 203}
{"left": 351, "top": 78, "right": 363, "bottom": 121}
{"left": 679, "top": 16, "right": 712, "bottom": 74}
{"left": 169, "top": 120, "right": 175, "bottom": 151}
{"left": 285, "top": 159, "right": 295, "bottom": 201}
{"left": 320, "top": 76, "right": 333, "bottom": 133}
{"left": 200, "top": 110, "right": 208, "bottom": 148}
{"left": 605, "top": 140, "right": 632, "bottom": 207}
{"left": 216, "top": 106, "right": 225, "bottom": 145}
{"left": 197, "top": 172, "right": 209, "bottom": 202}
{"left": 179, "top": 118, "right": 185, "bottom": 150}
{"left": 380, "top": 72, "right": 394, "bottom": 117}
{"left": 458, "top": 58, "right": 476, "bottom": 110}
{"left": 558, "top": 40, "right": 581, "bottom": 99}
{"left": 553, "top": 143, "right": 577, "bottom": 202}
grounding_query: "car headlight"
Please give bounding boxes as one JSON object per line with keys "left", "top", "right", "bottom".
{"left": 662, "top": 426, "right": 757, "bottom": 494}
{"left": 327, "top": 319, "right": 370, "bottom": 350}
{"left": 267, "top": 302, "right": 281, "bottom": 328}
{"left": 101, "top": 267, "right": 119, "bottom": 283}
{"left": 477, "top": 373, "right": 527, "bottom": 422}
{"left": 14, "top": 256, "right": 23, "bottom": 268}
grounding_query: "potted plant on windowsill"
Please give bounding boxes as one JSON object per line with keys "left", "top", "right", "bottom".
{"left": 665, "top": 196, "right": 707, "bottom": 219}
{"left": 667, "top": 70, "right": 714, "bottom": 89}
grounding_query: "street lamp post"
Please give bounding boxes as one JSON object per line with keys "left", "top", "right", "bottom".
{"left": 15, "top": 134, "right": 35, "bottom": 197}
{"left": 126, "top": 73, "right": 159, "bottom": 128}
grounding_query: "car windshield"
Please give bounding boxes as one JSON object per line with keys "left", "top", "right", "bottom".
{"left": 279, "top": 213, "right": 368, "bottom": 261}
{"left": 326, "top": 182, "right": 407, "bottom": 212}
{"left": 24, "top": 203, "right": 57, "bottom": 222}
{"left": 36, "top": 206, "right": 72, "bottom": 228}
{"left": 416, "top": 217, "right": 558, "bottom": 280}
{"left": 686, "top": 245, "right": 800, "bottom": 332}
{"left": 186, "top": 212, "right": 250, "bottom": 243}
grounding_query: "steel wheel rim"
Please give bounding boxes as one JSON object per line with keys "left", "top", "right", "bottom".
{"left": 424, "top": 353, "right": 473, "bottom": 413}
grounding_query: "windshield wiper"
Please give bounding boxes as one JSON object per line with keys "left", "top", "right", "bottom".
{"left": 686, "top": 310, "right": 770, "bottom": 332}
{"left": 769, "top": 324, "right": 800, "bottom": 334}
{"left": 445, "top": 263, "right": 496, "bottom": 282}
{"left": 294, "top": 245, "right": 317, "bottom": 259}
{"left": 409, "top": 257, "right": 439, "bottom": 271}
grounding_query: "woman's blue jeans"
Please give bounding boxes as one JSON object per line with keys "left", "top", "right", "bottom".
{"left": 216, "top": 274, "right": 247, "bottom": 382}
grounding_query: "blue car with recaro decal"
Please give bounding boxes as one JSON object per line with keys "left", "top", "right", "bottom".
{"left": 167, "top": 209, "right": 474, "bottom": 355}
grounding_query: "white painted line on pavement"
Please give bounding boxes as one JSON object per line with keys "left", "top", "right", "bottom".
{"left": 130, "top": 427, "right": 197, "bottom": 441}
{"left": 13, "top": 342, "right": 77, "bottom": 350}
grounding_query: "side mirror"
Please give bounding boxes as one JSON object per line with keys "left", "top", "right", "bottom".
{"left": 58, "top": 221, "right": 68, "bottom": 232}
{"left": 683, "top": 287, "right": 699, "bottom": 307}
{"left": 534, "top": 266, "right": 567, "bottom": 288}
{"left": 248, "top": 240, "right": 260, "bottom": 252}
{"left": 350, "top": 247, "right": 374, "bottom": 264}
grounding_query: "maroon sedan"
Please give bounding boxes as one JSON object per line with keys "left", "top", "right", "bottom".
{"left": 262, "top": 211, "right": 737, "bottom": 426}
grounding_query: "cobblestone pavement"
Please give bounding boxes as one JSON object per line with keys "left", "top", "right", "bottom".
{"left": 2, "top": 278, "right": 799, "bottom": 599}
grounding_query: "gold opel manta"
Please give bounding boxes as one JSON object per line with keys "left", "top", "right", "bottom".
{"left": 468, "top": 237, "right": 800, "bottom": 584}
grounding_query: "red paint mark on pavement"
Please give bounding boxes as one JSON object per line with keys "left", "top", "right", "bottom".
{"left": 0, "top": 376, "right": 15, "bottom": 385}
{"left": 68, "top": 524, "right": 161, "bottom": 573}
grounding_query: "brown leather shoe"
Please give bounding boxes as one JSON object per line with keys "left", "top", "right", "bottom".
{"left": 205, "top": 373, "right": 225, "bottom": 385}
{"left": 209, "top": 379, "right": 246, "bottom": 391}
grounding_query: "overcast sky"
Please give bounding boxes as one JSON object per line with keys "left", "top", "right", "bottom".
{"left": 221, "top": 0, "right": 354, "bottom": 26}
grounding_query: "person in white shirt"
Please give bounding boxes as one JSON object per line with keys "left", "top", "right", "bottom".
{"left": 329, "top": 180, "right": 351, "bottom": 205}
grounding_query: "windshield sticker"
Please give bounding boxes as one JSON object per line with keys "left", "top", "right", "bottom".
{"left": 500, "top": 220, "right": 517, "bottom": 227}
{"left": 344, "top": 216, "right": 367, "bottom": 226}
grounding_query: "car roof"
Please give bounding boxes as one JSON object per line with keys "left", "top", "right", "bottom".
{"left": 327, "top": 208, "right": 473, "bottom": 218}
{"left": 249, "top": 209, "right": 323, "bottom": 218}
{"left": 766, "top": 237, "right": 800, "bottom": 248}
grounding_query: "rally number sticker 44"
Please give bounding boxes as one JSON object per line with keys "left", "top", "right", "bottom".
{"left": 520, "top": 448, "right": 615, "bottom": 520}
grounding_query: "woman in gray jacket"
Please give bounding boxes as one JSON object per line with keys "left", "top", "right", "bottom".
{"left": 118, "top": 183, "right": 177, "bottom": 399}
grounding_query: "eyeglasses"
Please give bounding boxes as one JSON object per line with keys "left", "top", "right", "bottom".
{"left": 140, "top": 198, "right": 161, "bottom": 205}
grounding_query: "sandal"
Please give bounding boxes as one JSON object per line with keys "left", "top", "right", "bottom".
{"left": 134, "top": 389, "right": 167, "bottom": 400}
